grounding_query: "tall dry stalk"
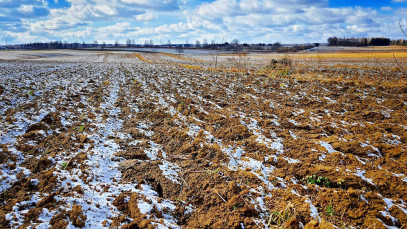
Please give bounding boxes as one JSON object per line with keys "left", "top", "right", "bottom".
{"left": 393, "top": 22, "right": 407, "bottom": 73}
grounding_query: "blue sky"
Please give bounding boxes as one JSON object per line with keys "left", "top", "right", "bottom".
{"left": 1, "top": 0, "right": 407, "bottom": 45}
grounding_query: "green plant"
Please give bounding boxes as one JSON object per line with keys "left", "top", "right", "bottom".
{"left": 28, "top": 90, "right": 34, "bottom": 96}
{"left": 267, "top": 203, "right": 295, "bottom": 227}
{"left": 206, "top": 168, "right": 221, "bottom": 174}
{"left": 79, "top": 125, "right": 85, "bottom": 132}
{"left": 1, "top": 190, "right": 8, "bottom": 198}
{"left": 132, "top": 79, "right": 142, "bottom": 86}
{"left": 303, "top": 175, "right": 331, "bottom": 187}
{"left": 279, "top": 82, "right": 287, "bottom": 88}
{"left": 62, "top": 162, "right": 68, "bottom": 169}
{"left": 336, "top": 179, "right": 345, "bottom": 187}
{"left": 340, "top": 224, "right": 356, "bottom": 229}
{"left": 326, "top": 202, "right": 335, "bottom": 216}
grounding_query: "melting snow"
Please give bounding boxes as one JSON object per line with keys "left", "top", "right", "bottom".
{"left": 355, "top": 169, "right": 375, "bottom": 186}
{"left": 319, "top": 141, "right": 336, "bottom": 154}
{"left": 305, "top": 199, "right": 320, "bottom": 221}
{"left": 159, "top": 161, "right": 181, "bottom": 184}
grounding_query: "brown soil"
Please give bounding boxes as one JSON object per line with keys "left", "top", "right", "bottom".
{"left": 0, "top": 52, "right": 406, "bottom": 228}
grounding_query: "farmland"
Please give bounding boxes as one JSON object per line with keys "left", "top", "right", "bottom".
{"left": 0, "top": 49, "right": 406, "bottom": 228}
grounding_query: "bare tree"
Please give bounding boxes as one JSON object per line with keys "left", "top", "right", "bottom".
{"left": 176, "top": 45, "right": 184, "bottom": 55}
{"left": 231, "top": 39, "right": 240, "bottom": 50}
{"left": 393, "top": 22, "right": 407, "bottom": 73}
{"left": 211, "top": 40, "right": 216, "bottom": 48}
{"left": 228, "top": 51, "right": 250, "bottom": 73}
{"left": 195, "top": 40, "right": 201, "bottom": 48}
{"left": 203, "top": 39, "right": 208, "bottom": 48}
{"left": 210, "top": 38, "right": 224, "bottom": 70}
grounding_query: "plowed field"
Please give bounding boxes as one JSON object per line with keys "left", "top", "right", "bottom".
{"left": 0, "top": 50, "right": 406, "bottom": 228}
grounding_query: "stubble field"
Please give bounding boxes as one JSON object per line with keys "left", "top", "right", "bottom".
{"left": 0, "top": 49, "right": 406, "bottom": 228}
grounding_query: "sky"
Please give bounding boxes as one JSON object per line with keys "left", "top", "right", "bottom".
{"left": 1, "top": 0, "right": 407, "bottom": 45}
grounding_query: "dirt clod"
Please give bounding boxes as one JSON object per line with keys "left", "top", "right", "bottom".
{"left": 69, "top": 205, "right": 87, "bottom": 227}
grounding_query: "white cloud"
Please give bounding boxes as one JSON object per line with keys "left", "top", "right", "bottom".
{"left": 381, "top": 6, "right": 392, "bottom": 11}
{"left": 88, "top": 5, "right": 117, "bottom": 16}
{"left": 346, "top": 25, "right": 366, "bottom": 33}
{"left": 136, "top": 12, "right": 156, "bottom": 21}
{"left": 96, "top": 22, "right": 131, "bottom": 33}
{"left": 64, "top": 28, "right": 92, "bottom": 39}
{"left": 18, "top": 5, "right": 34, "bottom": 13}
{"left": 181, "top": 0, "right": 388, "bottom": 43}
{"left": 1, "top": 0, "right": 406, "bottom": 45}
{"left": 120, "top": 0, "right": 185, "bottom": 11}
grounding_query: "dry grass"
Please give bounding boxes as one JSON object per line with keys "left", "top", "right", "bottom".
{"left": 178, "top": 64, "right": 206, "bottom": 70}
{"left": 258, "top": 48, "right": 407, "bottom": 61}
{"left": 177, "top": 64, "right": 228, "bottom": 73}
{"left": 290, "top": 52, "right": 407, "bottom": 59}
{"left": 133, "top": 53, "right": 152, "bottom": 63}
{"left": 160, "top": 53, "right": 207, "bottom": 63}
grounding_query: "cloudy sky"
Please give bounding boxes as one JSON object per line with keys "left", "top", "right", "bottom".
{"left": 1, "top": 0, "right": 407, "bottom": 45}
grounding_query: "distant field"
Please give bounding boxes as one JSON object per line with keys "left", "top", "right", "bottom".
{"left": 0, "top": 49, "right": 406, "bottom": 228}
{"left": 290, "top": 51, "right": 407, "bottom": 59}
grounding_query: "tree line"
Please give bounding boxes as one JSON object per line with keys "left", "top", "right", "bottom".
{"left": 391, "top": 39, "right": 407, "bottom": 46}
{"left": 3, "top": 39, "right": 318, "bottom": 53}
{"left": 326, "top": 37, "right": 404, "bottom": 46}
{"left": 9, "top": 41, "right": 97, "bottom": 50}
{"left": 3, "top": 37, "right": 407, "bottom": 51}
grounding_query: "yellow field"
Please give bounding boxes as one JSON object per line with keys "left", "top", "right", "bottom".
{"left": 291, "top": 51, "right": 407, "bottom": 59}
